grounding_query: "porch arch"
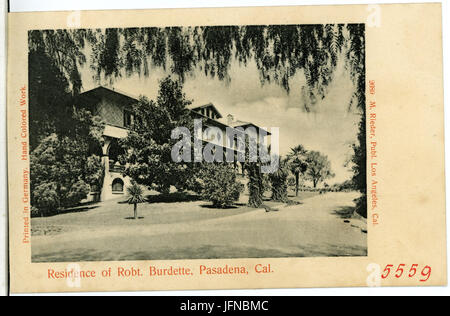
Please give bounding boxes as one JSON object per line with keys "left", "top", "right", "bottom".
{"left": 112, "top": 178, "right": 124, "bottom": 193}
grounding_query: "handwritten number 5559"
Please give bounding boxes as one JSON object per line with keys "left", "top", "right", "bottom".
{"left": 382, "top": 264, "right": 431, "bottom": 282}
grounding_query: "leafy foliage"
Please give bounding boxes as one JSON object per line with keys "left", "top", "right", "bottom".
{"left": 346, "top": 24, "right": 367, "bottom": 218}
{"left": 29, "top": 30, "right": 106, "bottom": 216}
{"left": 305, "top": 151, "right": 335, "bottom": 188}
{"left": 127, "top": 182, "right": 146, "bottom": 204}
{"left": 126, "top": 182, "right": 146, "bottom": 220}
{"left": 352, "top": 115, "right": 368, "bottom": 218}
{"left": 29, "top": 47, "right": 71, "bottom": 150}
{"left": 120, "top": 77, "right": 196, "bottom": 193}
{"left": 199, "top": 164, "right": 244, "bottom": 208}
{"left": 30, "top": 129, "right": 104, "bottom": 216}
{"left": 29, "top": 25, "right": 362, "bottom": 107}
{"left": 32, "top": 182, "right": 60, "bottom": 216}
{"left": 28, "top": 30, "right": 89, "bottom": 95}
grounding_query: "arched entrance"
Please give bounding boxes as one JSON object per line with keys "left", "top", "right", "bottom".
{"left": 107, "top": 139, "right": 126, "bottom": 173}
{"left": 112, "top": 178, "right": 124, "bottom": 194}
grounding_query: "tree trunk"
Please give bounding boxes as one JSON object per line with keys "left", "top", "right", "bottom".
{"left": 272, "top": 182, "right": 288, "bottom": 203}
{"left": 248, "top": 163, "right": 264, "bottom": 208}
{"left": 295, "top": 173, "right": 299, "bottom": 197}
{"left": 133, "top": 203, "right": 138, "bottom": 220}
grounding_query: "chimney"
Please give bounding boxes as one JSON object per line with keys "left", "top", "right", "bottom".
{"left": 227, "top": 114, "right": 234, "bottom": 126}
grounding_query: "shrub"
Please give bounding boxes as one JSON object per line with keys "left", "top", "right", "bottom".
{"left": 32, "top": 182, "right": 60, "bottom": 216}
{"left": 85, "top": 155, "right": 104, "bottom": 187}
{"left": 199, "top": 163, "right": 244, "bottom": 208}
{"left": 64, "top": 180, "right": 90, "bottom": 207}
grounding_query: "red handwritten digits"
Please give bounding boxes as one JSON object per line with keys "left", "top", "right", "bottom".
{"left": 381, "top": 264, "right": 393, "bottom": 279}
{"left": 408, "top": 264, "right": 418, "bottom": 277}
{"left": 420, "top": 266, "right": 432, "bottom": 282}
{"left": 381, "top": 264, "right": 432, "bottom": 282}
{"left": 395, "top": 264, "right": 405, "bottom": 278}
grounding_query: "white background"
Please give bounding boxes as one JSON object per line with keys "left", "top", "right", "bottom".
{"left": 1, "top": 0, "right": 449, "bottom": 296}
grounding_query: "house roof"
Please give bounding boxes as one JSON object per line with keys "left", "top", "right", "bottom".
{"left": 78, "top": 86, "right": 139, "bottom": 104}
{"left": 190, "top": 104, "right": 271, "bottom": 135}
{"left": 190, "top": 110, "right": 229, "bottom": 129}
{"left": 78, "top": 87, "right": 271, "bottom": 136}
{"left": 189, "top": 103, "right": 223, "bottom": 119}
{"left": 231, "top": 120, "right": 272, "bottom": 136}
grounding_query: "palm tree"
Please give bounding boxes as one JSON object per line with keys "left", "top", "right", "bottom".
{"left": 268, "top": 157, "right": 290, "bottom": 202}
{"left": 126, "top": 182, "right": 146, "bottom": 219}
{"left": 287, "top": 145, "right": 308, "bottom": 197}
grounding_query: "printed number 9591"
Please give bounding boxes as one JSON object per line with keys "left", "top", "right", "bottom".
{"left": 382, "top": 264, "right": 431, "bottom": 282}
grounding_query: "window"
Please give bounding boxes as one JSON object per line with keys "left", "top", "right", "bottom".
{"left": 124, "top": 110, "right": 133, "bottom": 127}
{"left": 112, "top": 178, "right": 124, "bottom": 193}
{"left": 135, "top": 115, "right": 142, "bottom": 126}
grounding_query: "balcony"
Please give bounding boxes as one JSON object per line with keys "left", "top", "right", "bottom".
{"left": 109, "top": 163, "right": 125, "bottom": 173}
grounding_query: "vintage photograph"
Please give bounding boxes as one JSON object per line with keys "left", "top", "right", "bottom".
{"left": 28, "top": 24, "right": 367, "bottom": 262}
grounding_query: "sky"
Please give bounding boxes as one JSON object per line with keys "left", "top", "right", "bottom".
{"left": 80, "top": 51, "right": 361, "bottom": 185}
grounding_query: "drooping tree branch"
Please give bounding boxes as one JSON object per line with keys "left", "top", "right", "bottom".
{"left": 29, "top": 24, "right": 364, "bottom": 109}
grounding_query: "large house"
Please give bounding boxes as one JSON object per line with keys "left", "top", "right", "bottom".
{"left": 76, "top": 86, "right": 271, "bottom": 202}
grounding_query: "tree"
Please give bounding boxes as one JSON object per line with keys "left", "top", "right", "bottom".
{"left": 268, "top": 157, "right": 290, "bottom": 202}
{"left": 199, "top": 164, "right": 244, "bottom": 208}
{"left": 120, "top": 77, "right": 195, "bottom": 193}
{"left": 351, "top": 115, "right": 367, "bottom": 217}
{"left": 347, "top": 24, "right": 367, "bottom": 218}
{"left": 287, "top": 145, "right": 308, "bottom": 196}
{"left": 30, "top": 113, "right": 104, "bottom": 216}
{"left": 29, "top": 49, "right": 72, "bottom": 150}
{"left": 28, "top": 30, "right": 89, "bottom": 96}
{"left": 127, "top": 182, "right": 146, "bottom": 219}
{"left": 242, "top": 136, "right": 266, "bottom": 208}
{"left": 29, "top": 31, "right": 105, "bottom": 216}
{"left": 305, "top": 151, "right": 335, "bottom": 188}
{"left": 29, "top": 25, "right": 362, "bottom": 111}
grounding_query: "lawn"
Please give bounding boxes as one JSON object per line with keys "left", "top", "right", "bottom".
{"left": 31, "top": 191, "right": 367, "bottom": 262}
{"left": 31, "top": 190, "right": 319, "bottom": 236}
